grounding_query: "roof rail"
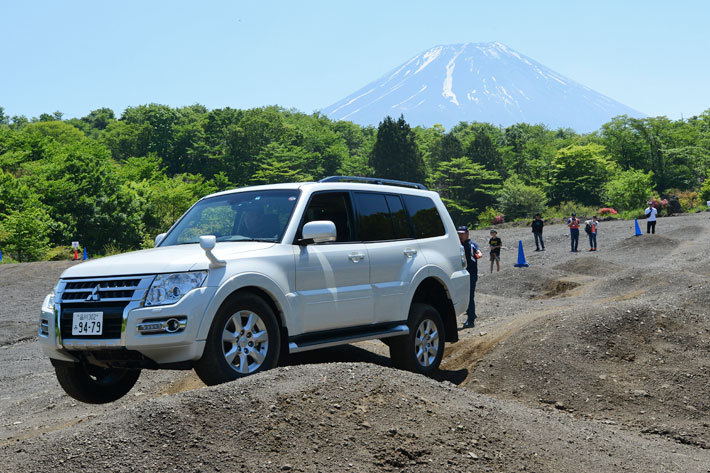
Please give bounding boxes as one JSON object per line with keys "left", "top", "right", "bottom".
{"left": 319, "top": 176, "right": 428, "bottom": 190}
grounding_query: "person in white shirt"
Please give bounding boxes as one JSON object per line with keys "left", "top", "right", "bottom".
{"left": 645, "top": 202, "right": 658, "bottom": 234}
{"left": 584, "top": 215, "right": 599, "bottom": 251}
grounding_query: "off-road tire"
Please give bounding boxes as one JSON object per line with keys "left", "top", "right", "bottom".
{"left": 195, "top": 293, "right": 281, "bottom": 386}
{"left": 389, "top": 303, "right": 445, "bottom": 375}
{"left": 54, "top": 362, "right": 141, "bottom": 404}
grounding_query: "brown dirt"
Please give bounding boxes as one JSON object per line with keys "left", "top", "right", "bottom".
{"left": 1, "top": 213, "right": 709, "bottom": 472}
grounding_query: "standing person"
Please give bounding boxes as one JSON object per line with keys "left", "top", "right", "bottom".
{"left": 645, "top": 202, "right": 658, "bottom": 234}
{"left": 457, "top": 226, "right": 481, "bottom": 328}
{"left": 585, "top": 215, "right": 599, "bottom": 251}
{"left": 531, "top": 213, "right": 545, "bottom": 251}
{"left": 567, "top": 212, "right": 580, "bottom": 252}
{"left": 488, "top": 229, "right": 502, "bottom": 273}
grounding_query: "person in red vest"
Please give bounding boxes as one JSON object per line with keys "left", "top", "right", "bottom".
{"left": 567, "top": 212, "right": 580, "bottom": 252}
{"left": 584, "top": 215, "right": 599, "bottom": 251}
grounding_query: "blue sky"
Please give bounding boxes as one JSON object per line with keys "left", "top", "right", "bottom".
{"left": 1, "top": 0, "right": 709, "bottom": 123}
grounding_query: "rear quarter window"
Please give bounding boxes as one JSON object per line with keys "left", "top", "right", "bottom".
{"left": 402, "top": 195, "right": 446, "bottom": 239}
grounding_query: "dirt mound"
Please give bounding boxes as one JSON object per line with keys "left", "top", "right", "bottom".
{"left": 465, "top": 303, "right": 710, "bottom": 449}
{"left": 612, "top": 234, "right": 678, "bottom": 253}
{"left": 554, "top": 256, "right": 620, "bottom": 277}
{"left": 2, "top": 363, "right": 707, "bottom": 473}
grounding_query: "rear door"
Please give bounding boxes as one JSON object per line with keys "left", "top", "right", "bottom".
{"left": 353, "top": 192, "right": 426, "bottom": 324}
{"left": 293, "top": 192, "right": 373, "bottom": 332}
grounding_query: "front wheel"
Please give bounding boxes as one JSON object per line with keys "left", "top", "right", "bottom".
{"left": 195, "top": 293, "right": 281, "bottom": 386}
{"left": 389, "top": 303, "right": 445, "bottom": 375}
{"left": 54, "top": 362, "right": 141, "bottom": 404}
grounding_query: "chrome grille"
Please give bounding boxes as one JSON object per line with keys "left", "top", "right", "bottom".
{"left": 59, "top": 277, "right": 144, "bottom": 303}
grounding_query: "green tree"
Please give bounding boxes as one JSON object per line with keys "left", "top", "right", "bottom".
{"left": 370, "top": 115, "right": 425, "bottom": 183}
{"left": 548, "top": 144, "right": 615, "bottom": 205}
{"left": 466, "top": 128, "right": 504, "bottom": 175}
{"left": 603, "top": 169, "right": 654, "bottom": 211}
{"left": 430, "top": 157, "right": 502, "bottom": 223}
{"left": 430, "top": 131, "right": 463, "bottom": 167}
{"left": 0, "top": 206, "right": 53, "bottom": 261}
{"left": 497, "top": 175, "right": 548, "bottom": 220}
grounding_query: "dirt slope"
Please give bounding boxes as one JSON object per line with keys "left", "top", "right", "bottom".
{"left": 4, "top": 363, "right": 708, "bottom": 473}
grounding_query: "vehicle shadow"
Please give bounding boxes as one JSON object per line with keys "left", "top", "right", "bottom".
{"left": 284, "top": 344, "right": 469, "bottom": 386}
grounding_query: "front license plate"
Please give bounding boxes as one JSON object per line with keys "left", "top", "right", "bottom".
{"left": 72, "top": 312, "right": 103, "bottom": 336}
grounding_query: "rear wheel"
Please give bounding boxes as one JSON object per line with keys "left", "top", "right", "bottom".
{"left": 54, "top": 362, "right": 140, "bottom": 404}
{"left": 389, "top": 303, "right": 445, "bottom": 375}
{"left": 195, "top": 293, "right": 281, "bottom": 386}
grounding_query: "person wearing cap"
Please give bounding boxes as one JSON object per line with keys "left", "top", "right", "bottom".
{"left": 567, "top": 212, "right": 580, "bottom": 252}
{"left": 458, "top": 225, "right": 481, "bottom": 328}
{"left": 645, "top": 202, "right": 658, "bottom": 234}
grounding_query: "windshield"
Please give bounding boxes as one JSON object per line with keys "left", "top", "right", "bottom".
{"left": 160, "top": 189, "right": 300, "bottom": 246}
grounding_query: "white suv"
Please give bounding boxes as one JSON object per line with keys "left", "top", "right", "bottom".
{"left": 39, "top": 177, "right": 470, "bottom": 403}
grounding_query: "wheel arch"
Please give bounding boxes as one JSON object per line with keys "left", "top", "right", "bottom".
{"left": 409, "top": 275, "right": 458, "bottom": 343}
{"left": 197, "top": 273, "right": 291, "bottom": 342}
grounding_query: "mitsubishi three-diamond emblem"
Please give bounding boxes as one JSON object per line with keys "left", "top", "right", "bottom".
{"left": 86, "top": 284, "right": 101, "bottom": 302}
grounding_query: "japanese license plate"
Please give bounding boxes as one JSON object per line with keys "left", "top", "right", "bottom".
{"left": 72, "top": 312, "right": 103, "bottom": 335}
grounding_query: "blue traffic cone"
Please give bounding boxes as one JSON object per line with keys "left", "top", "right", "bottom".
{"left": 634, "top": 218, "right": 642, "bottom": 236}
{"left": 0, "top": 249, "right": 3, "bottom": 262}
{"left": 514, "top": 240, "right": 529, "bottom": 267}
{"left": 82, "top": 248, "right": 88, "bottom": 260}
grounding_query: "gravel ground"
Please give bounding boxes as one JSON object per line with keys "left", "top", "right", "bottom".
{"left": 0, "top": 213, "right": 708, "bottom": 472}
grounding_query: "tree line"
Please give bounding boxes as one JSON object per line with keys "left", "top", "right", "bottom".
{"left": 1, "top": 104, "right": 709, "bottom": 262}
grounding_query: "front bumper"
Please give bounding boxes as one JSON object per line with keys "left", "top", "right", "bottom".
{"left": 39, "top": 281, "right": 217, "bottom": 366}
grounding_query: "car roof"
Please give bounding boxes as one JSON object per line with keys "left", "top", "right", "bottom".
{"left": 203, "top": 181, "right": 437, "bottom": 200}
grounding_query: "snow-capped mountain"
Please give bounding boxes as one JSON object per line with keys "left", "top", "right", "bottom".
{"left": 322, "top": 42, "right": 643, "bottom": 132}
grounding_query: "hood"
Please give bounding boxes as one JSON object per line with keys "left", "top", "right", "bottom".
{"left": 60, "top": 242, "right": 276, "bottom": 279}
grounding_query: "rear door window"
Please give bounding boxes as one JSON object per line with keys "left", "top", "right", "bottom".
{"left": 353, "top": 193, "right": 395, "bottom": 241}
{"left": 402, "top": 195, "right": 446, "bottom": 239}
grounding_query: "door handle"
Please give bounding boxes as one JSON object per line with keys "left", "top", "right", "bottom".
{"left": 348, "top": 252, "right": 365, "bottom": 263}
{"left": 403, "top": 248, "right": 418, "bottom": 258}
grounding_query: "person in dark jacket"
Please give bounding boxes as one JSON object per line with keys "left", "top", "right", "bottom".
{"left": 458, "top": 225, "right": 481, "bottom": 328}
{"left": 531, "top": 213, "right": 545, "bottom": 251}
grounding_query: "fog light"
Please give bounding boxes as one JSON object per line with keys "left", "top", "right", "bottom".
{"left": 39, "top": 319, "right": 49, "bottom": 337}
{"left": 137, "top": 317, "right": 187, "bottom": 334}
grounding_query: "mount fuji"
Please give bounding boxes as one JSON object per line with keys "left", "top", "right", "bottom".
{"left": 321, "top": 42, "right": 643, "bottom": 132}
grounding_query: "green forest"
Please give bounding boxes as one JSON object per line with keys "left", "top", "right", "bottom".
{"left": 1, "top": 104, "right": 709, "bottom": 262}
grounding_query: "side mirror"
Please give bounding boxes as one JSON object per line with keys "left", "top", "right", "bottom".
{"left": 154, "top": 233, "right": 167, "bottom": 247}
{"left": 301, "top": 221, "right": 337, "bottom": 245}
{"left": 199, "top": 235, "right": 226, "bottom": 268}
{"left": 199, "top": 235, "right": 216, "bottom": 250}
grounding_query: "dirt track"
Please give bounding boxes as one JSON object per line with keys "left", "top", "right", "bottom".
{"left": 1, "top": 213, "right": 709, "bottom": 472}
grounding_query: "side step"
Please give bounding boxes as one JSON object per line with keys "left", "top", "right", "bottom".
{"left": 288, "top": 324, "right": 409, "bottom": 354}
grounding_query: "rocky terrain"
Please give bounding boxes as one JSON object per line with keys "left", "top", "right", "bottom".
{"left": 1, "top": 213, "right": 708, "bottom": 472}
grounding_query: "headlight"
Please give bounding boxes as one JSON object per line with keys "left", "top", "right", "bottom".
{"left": 145, "top": 271, "right": 208, "bottom": 307}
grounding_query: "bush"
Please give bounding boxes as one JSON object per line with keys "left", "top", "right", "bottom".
{"left": 496, "top": 175, "right": 547, "bottom": 220}
{"left": 599, "top": 207, "right": 618, "bottom": 216}
{"left": 476, "top": 207, "right": 502, "bottom": 228}
{"left": 547, "top": 201, "right": 597, "bottom": 219}
{"left": 674, "top": 191, "right": 700, "bottom": 212}
{"left": 46, "top": 246, "right": 76, "bottom": 261}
